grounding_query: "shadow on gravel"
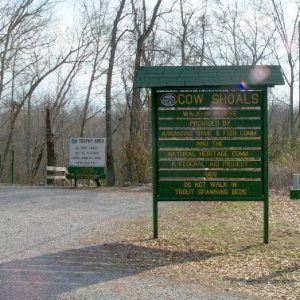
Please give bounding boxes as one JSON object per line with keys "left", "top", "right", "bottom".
{"left": 0, "top": 242, "right": 221, "bottom": 300}
{"left": 225, "top": 263, "right": 300, "bottom": 285}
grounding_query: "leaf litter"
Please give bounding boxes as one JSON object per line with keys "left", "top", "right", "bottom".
{"left": 122, "top": 189, "right": 300, "bottom": 299}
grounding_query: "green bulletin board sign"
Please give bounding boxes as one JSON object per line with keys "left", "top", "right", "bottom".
{"left": 156, "top": 89, "right": 264, "bottom": 200}
{"left": 136, "top": 66, "right": 284, "bottom": 244}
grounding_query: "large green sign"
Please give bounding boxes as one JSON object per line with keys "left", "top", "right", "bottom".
{"left": 151, "top": 88, "right": 269, "bottom": 242}
{"left": 136, "top": 65, "right": 284, "bottom": 244}
{"left": 154, "top": 89, "right": 265, "bottom": 200}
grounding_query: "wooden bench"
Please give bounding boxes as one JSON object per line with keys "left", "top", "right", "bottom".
{"left": 45, "top": 166, "right": 70, "bottom": 185}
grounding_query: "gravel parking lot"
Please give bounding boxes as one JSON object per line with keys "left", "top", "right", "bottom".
{"left": 0, "top": 185, "right": 154, "bottom": 261}
{"left": 0, "top": 185, "right": 253, "bottom": 300}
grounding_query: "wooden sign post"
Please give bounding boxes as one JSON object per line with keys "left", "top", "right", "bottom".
{"left": 137, "top": 66, "right": 284, "bottom": 244}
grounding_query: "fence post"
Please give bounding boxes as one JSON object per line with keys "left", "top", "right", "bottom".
{"left": 292, "top": 174, "right": 300, "bottom": 189}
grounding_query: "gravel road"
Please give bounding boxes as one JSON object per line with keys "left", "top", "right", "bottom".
{"left": 0, "top": 185, "right": 254, "bottom": 300}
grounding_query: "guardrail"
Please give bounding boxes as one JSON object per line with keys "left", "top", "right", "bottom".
{"left": 45, "top": 166, "right": 70, "bottom": 186}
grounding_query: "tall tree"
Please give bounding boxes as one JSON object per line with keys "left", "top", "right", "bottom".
{"left": 128, "top": 0, "right": 162, "bottom": 182}
{"left": 105, "top": 0, "right": 126, "bottom": 186}
{"left": 162, "top": 0, "right": 209, "bottom": 66}
{"left": 268, "top": 0, "right": 300, "bottom": 137}
{"left": 0, "top": 0, "right": 56, "bottom": 179}
{"left": 79, "top": 0, "right": 110, "bottom": 137}
{"left": 207, "top": 0, "right": 274, "bottom": 66}
{"left": 0, "top": 49, "right": 80, "bottom": 179}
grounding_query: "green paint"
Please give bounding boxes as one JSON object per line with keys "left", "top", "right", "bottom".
{"left": 159, "top": 180, "right": 262, "bottom": 198}
{"left": 152, "top": 89, "right": 159, "bottom": 239}
{"left": 290, "top": 189, "right": 300, "bottom": 200}
{"left": 153, "top": 88, "right": 266, "bottom": 239}
{"left": 158, "top": 149, "right": 262, "bottom": 158}
{"left": 158, "top": 160, "right": 262, "bottom": 169}
{"left": 158, "top": 109, "right": 262, "bottom": 118}
{"left": 158, "top": 119, "right": 261, "bottom": 127}
{"left": 136, "top": 66, "right": 285, "bottom": 88}
{"left": 158, "top": 129, "right": 262, "bottom": 138}
{"left": 158, "top": 139, "right": 261, "bottom": 148}
{"left": 67, "top": 166, "right": 106, "bottom": 180}
{"left": 157, "top": 91, "right": 262, "bottom": 108}
{"left": 262, "top": 88, "right": 269, "bottom": 244}
{"left": 159, "top": 169, "right": 261, "bottom": 178}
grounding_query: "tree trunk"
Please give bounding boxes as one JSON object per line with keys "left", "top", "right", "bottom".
{"left": 129, "top": 38, "right": 144, "bottom": 182}
{"left": 298, "top": 21, "right": 300, "bottom": 130}
{"left": 105, "top": 0, "right": 126, "bottom": 186}
{"left": 128, "top": 0, "right": 162, "bottom": 182}
{"left": 80, "top": 48, "right": 99, "bottom": 137}
{"left": 25, "top": 97, "right": 32, "bottom": 182}
{"left": 31, "top": 144, "right": 45, "bottom": 180}
{"left": 45, "top": 107, "right": 56, "bottom": 184}
{"left": 0, "top": 105, "right": 16, "bottom": 180}
{"left": 289, "top": 55, "right": 294, "bottom": 137}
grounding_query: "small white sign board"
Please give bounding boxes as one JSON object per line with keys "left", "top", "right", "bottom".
{"left": 69, "top": 137, "right": 106, "bottom": 167}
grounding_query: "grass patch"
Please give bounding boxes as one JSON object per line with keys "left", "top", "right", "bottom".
{"left": 123, "top": 190, "right": 300, "bottom": 299}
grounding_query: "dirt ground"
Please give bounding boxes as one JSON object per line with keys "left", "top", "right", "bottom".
{"left": 1, "top": 185, "right": 299, "bottom": 299}
{"left": 100, "top": 189, "right": 300, "bottom": 300}
{"left": 1, "top": 185, "right": 253, "bottom": 300}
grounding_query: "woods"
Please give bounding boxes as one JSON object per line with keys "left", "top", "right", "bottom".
{"left": 0, "top": 0, "right": 299, "bottom": 186}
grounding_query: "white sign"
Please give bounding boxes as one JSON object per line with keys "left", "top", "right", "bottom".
{"left": 69, "top": 137, "right": 106, "bottom": 167}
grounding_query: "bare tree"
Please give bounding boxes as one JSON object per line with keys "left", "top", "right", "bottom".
{"left": 0, "top": 47, "right": 83, "bottom": 179}
{"left": 170, "top": 0, "right": 208, "bottom": 66}
{"left": 105, "top": 0, "right": 127, "bottom": 186}
{"left": 78, "top": 0, "right": 110, "bottom": 137}
{"left": 206, "top": 0, "right": 274, "bottom": 66}
{"left": 267, "top": 0, "right": 300, "bottom": 137}
{"left": 0, "top": 0, "right": 55, "bottom": 103}
{"left": 28, "top": 47, "right": 87, "bottom": 182}
{"left": 0, "top": 0, "right": 56, "bottom": 179}
{"left": 128, "top": 0, "right": 162, "bottom": 182}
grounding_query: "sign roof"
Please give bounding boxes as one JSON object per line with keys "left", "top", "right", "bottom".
{"left": 136, "top": 65, "right": 284, "bottom": 87}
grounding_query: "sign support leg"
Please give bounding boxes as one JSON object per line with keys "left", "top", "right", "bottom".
{"left": 264, "top": 197, "right": 269, "bottom": 244}
{"left": 262, "top": 87, "right": 269, "bottom": 244}
{"left": 151, "top": 88, "right": 159, "bottom": 239}
{"left": 153, "top": 198, "right": 158, "bottom": 239}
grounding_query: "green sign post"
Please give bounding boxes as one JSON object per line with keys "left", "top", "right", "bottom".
{"left": 137, "top": 66, "right": 284, "bottom": 244}
{"left": 67, "top": 137, "right": 106, "bottom": 185}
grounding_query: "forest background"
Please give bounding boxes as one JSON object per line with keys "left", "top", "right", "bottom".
{"left": 0, "top": 0, "right": 299, "bottom": 188}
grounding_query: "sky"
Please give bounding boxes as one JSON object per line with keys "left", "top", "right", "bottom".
{"left": 51, "top": 0, "right": 299, "bottom": 107}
